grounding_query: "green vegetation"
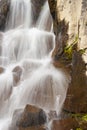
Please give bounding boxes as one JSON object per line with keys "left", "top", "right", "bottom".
{"left": 76, "top": 128, "right": 83, "bottom": 130}
{"left": 64, "top": 34, "right": 87, "bottom": 59}
{"left": 82, "top": 115, "right": 87, "bottom": 122}
{"left": 64, "top": 35, "right": 78, "bottom": 59}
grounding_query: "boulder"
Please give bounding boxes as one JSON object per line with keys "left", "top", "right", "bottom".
{"left": 0, "top": 66, "right": 5, "bottom": 74}
{"left": 9, "top": 109, "right": 23, "bottom": 130}
{"left": 17, "top": 105, "right": 47, "bottom": 128}
{"left": 12, "top": 66, "right": 22, "bottom": 86}
{"left": 9, "top": 105, "right": 46, "bottom": 130}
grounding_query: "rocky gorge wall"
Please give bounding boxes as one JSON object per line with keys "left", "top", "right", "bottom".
{"left": 48, "top": 0, "right": 87, "bottom": 130}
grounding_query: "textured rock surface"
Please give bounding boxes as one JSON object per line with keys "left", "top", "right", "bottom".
{"left": 48, "top": 0, "right": 87, "bottom": 130}
{"left": 0, "top": 0, "right": 9, "bottom": 30}
{"left": 52, "top": 117, "right": 79, "bottom": 130}
{"left": 49, "top": 0, "right": 87, "bottom": 62}
{"left": 64, "top": 52, "right": 87, "bottom": 113}
{"left": 48, "top": 0, "right": 87, "bottom": 112}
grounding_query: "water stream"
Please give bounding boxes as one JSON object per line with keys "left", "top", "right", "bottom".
{"left": 0, "top": 0, "right": 70, "bottom": 129}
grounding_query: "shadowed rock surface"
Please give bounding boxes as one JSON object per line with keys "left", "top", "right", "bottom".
{"left": 0, "top": 0, "right": 9, "bottom": 30}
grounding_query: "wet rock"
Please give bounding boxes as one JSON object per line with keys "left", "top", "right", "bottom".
{"left": 17, "top": 105, "right": 47, "bottom": 128}
{"left": 52, "top": 117, "right": 79, "bottom": 130}
{"left": 0, "top": 32, "right": 3, "bottom": 55}
{"left": 9, "top": 109, "right": 23, "bottom": 130}
{"left": 31, "top": 0, "right": 46, "bottom": 24}
{"left": 0, "top": 66, "right": 5, "bottom": 74}
{"left": 0, "top": 0, "right": 9, "bottom": 30}
{"left": 19, "top": 125, "right": 45, "bottom": 130}
{"left": 12, "top": 66, "right": 22, "bottom": 86}
{"left": 64, "top": 52, "right": 87, "bottom": 113}
{"left": 11, "top": 105, "right": 46, "bottom": 130}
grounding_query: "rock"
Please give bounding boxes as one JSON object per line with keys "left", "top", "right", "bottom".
{"left": 12, "top": 66, "right": 22, "bottom": 86}
{"left": 48, "top": 0, "right": 87, "bottom": 129}
{"left": 52, "top": 117, "right": 79, "bottom": 130}
{"left": 0, "top": 32, "right": 3, "bottom": 54}
{"left": 64, "top": 52, "right": 87, "bottom": 113}
{"left": 19, "top": 126, "right": 45, "bottom": 130}
{"left": 9, "top": 109, "right": 23, "bottom": 130}
{"left": 0, "top": 0, "right": 9, "bottom": 30}
{"left": 10, "top": 105, "right": 46, "bottom": 130}
{"left": 0, "top": 66, "right": 5, "bottom": 74}
{"left": 17, "top": 105, "right": 47, "bottom": 128}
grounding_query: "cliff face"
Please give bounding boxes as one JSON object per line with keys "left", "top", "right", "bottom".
{"left": 48, "top": 0, "right": 87, "bottom": 63}
{"left": 48, "top": 0, "right": 87, "bottom": 130}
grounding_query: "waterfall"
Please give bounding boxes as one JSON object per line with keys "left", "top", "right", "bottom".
{"left": 6, "top": 0, "right": 32, "bottom": 29}
{"left": 0, "top": 0, "right": 70, "bottom": 129}
{"left": 36, "top": 1, "right": 53, "bottom": 31}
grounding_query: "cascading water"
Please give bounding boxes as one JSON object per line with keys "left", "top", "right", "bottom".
{"left": 0, "top": 0, "right": 70, "bottom": 129}
{"left": 6, "top": 0, "right": 32, "bottom": 30}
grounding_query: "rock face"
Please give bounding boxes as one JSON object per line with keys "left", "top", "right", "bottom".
{"left": 0, "top": 0, "right": 9, "bottom": 30}
{"left": 64, "top": 52, "right": 87, "bottom": 113}
{"left": 48, "top": 0, "right": 87, "bottom": 129}
{"left": 52, "top": 117, "right": 79, "bottom": 130}
{"left": 49, "top": 0, "right": 87, "bottom": 62}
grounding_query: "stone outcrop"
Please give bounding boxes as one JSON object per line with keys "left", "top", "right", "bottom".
{"left": 48, "top": 0, "right": 87, "bottom": 129}
{"left": 64, "top": 51, "right": 87, "bottom": 113}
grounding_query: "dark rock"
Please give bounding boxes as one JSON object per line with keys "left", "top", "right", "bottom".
{"left": 17, "top": 105, "right": 47, "bottom": 128}
{"left": 0, "top": 0, "right": 9, "bottom": 30}
{"left": 64, "top": 52, "right": 87, "bottom": 113}
{"left": 31, "top": 0, "right": 46, "bottom": 24}
{"left": 0, "top": 66, "right": 5, "bottom": 74}
{"left": 9, "top": 109, "right": 23, "bottom": 130}
{"left": 12, "top": 66, "right": 22, "bottom": 86}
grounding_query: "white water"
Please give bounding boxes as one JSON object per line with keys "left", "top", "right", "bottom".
{"left": 0, "top": 0, "right": 70, "bottom": 129}
{"left": 6, "top": 0, "right": 32, "bottom": 30}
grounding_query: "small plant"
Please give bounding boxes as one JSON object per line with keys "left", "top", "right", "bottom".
{"left": 79, "top": 48, "right": 87, "bottom": 55}
{"left": 76, "top": 128, "right": 83, "bottom": 130}
{"left": 82, "top": 114, "right": 87, "bottom": 122}
{"left": 64, "top": 35, "right": 79, "bottom": 59}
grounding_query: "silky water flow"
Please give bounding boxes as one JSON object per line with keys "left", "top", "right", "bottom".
{"left": 0, "top": 0, "right": 70, "bottom": 129}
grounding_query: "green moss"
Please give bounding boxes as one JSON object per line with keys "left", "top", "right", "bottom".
{"left": 82, "top": 115, "right": 87, "bottom": 122}
{"left": 76, "top": 128, "right": 83, "bottom": 130}
{"left": 64, "top": 35, "right": 78, "bottom": 59}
